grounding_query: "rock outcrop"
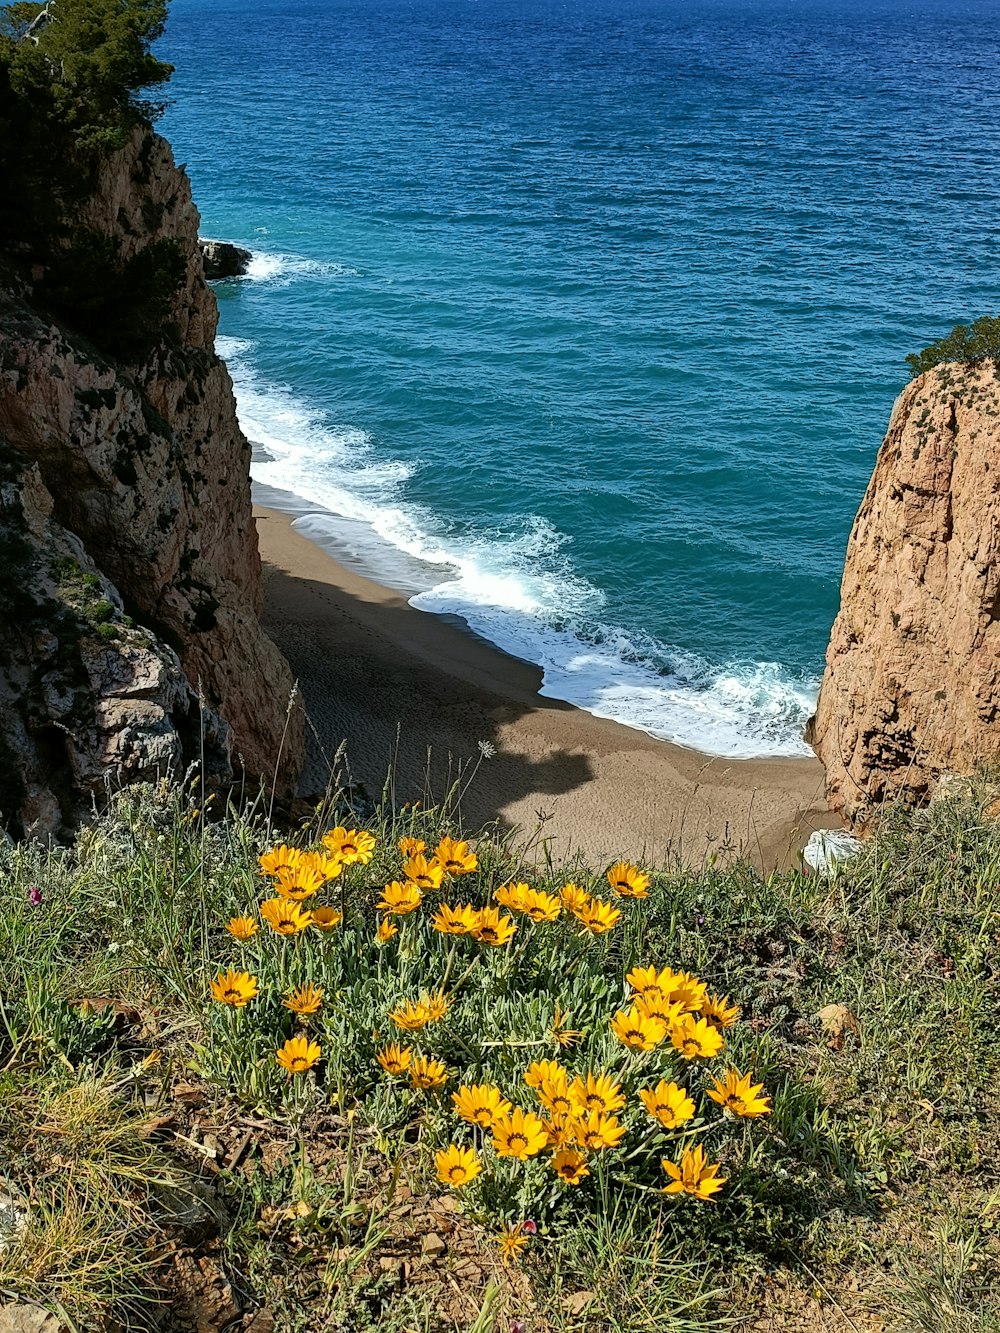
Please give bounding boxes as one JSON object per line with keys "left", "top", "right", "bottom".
{"left": 0, "top": 129, "right": 302, "bottom": 835}
{"left": 808, "top": 361, "right": 1000, "bottom": 823}
{"left": 0, "top": 441, "right": 229, "bottom": 837}
{"left": 198, "top": 240, "right": 252, "bottom": 280}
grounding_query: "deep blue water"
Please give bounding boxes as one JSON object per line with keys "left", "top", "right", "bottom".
{"left": 160, "top": 0, "right": 1000, "bottom": 755}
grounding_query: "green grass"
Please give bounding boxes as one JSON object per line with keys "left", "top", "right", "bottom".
{"left": 1, "top": 772, "right": 999, "bottom": 1330}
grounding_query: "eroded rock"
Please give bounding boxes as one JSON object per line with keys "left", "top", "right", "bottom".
{"left": 198, "top": 239, "right": 252, "bottom": 279}
{"left": 808, "top": 361, "right": 1000, "bottom": 823}
{"left": 0, "top": 126, "right": 302, "bottom": 831}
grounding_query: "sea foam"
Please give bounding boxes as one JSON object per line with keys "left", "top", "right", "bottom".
{"left": 221, "top": 335, "right": 817, "bottom": 759}
{"left": 243, "top": 252, "right": 360, "bottom": 284}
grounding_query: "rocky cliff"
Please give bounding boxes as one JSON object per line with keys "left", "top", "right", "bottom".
{"left": 0, "top": 128, "right": 303, "bottom": 837}
{"left": 808, "top": 361, "right": 1000, "bottom": 823}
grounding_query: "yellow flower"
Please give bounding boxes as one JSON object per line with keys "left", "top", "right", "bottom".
{"left": 397, "top": 836, "right": 426, "bottom": 857}
{"left": 283, "top": 983, "right": 323, "bottom": 1015}
{"left": 452, "top": 1084, "right": 512, "bottom": 1128}
{"left": 607, "top": 861, "right": 650, "bottom": 898}
{"left": 636, "top": 992, "right": 686, "bottom": 1028}
{"left": 574, "top": 1111, "right": 627, "bottom": 1151}
{"left": 322, "top": 826, "right": 376, "bottom": 865}
{"left": 662, "top": 969, "right": 708, "bottom": 1012}
{"left": 376, "top": 1043, "right": 412, "bottom": 1075}
{"left": 422, "top": 991, "right": 449, "bottom": 1021}
{"left": 375, "top": 918, "right": 398, "bottom": 945}
{"left": 410, "top": 1055, "right": 449, "bottom": 1089}
{"left": 377, "top": 880, "right": 423, "bottom": 914}
{"left": 403, "top": 853, "right": 444, "bottom": 891}
{"left": 312, "top": 905, "right": 343, "bottom": 931}
{"left": 259, "top": 845, "right": 304, "bottom": 878}
{"left": 430, "top": 902, "right": 479, "bottom": 934}
{"left": 638, "top": 1080, "right": 696, "bottom": 1129}
{"left": 700, "top": 992, "right": 741, "bottom": 1030}
{"left": 541, "top": 1112, "right": 576, "bottom": 1149}
{"left": 276, "top": 1035, "right": 321, "bottom": 1076}
{"left": 435, "top": 1144, "right": 482, "bottom": 1188}
{"left": 552, "top": 1005, "right": 582, "bottom": 1049}
{"left": 576, "top": 898, "right": 621, "bottom": 934}
{"left": 225, "top": 915, "right": 258, "bottom": 941}
{"left": 560, "top": 882, "right": 591, "bottom": 914}
{"left": 209, "top": 969, "right": 258, "bottom": 1007}
{"left": 662, "top": 1144, "right": 726, "bottom": 1201}
{"left": 259, "top": 897, "right": 313, "bottom": 936}
{"left": 389, "top": 1000, "right": 431, "bottom": 1031}
{"left": 610, "top": 1006, "right": 667, "bottom": 1051}
{"left": 432, "top": 836, "right": 478, "bottom": 876}
{"left": 538, "top": 1076, "right": 575, "bottom": 1118}
{"left": 568, "top": 1072, "right": 625, "bottom": 1116}
{"left": 706, "top": 1068, "right": 772, "bottom": 1118}
{"left": 551, "top": 1148, "right": 589, "bottom": 1185}
{"left": 524, "top": 1059, "right": 566, "bottom": 1091}
{"left": 626, "top": 965, "right": 670, "bottom": 999}
{"left": 273, "top": 863, "right": 325, "bottom": 901}
{"left": 491, "top": 1108, "right": 549, "bottom": 1160}
{"left": 471, "top": 908, "right": 517, "bottom": 946}
{"left": 304, "top": 851, "right": 343, "bottom": 882}
{"left": 494, "top": 1222, "right": 529, "bottom": 1265}
{"left": 670, "top": 1014, "right": 725, "bottom": 1061}
{"left": 493, "top": 881, "right": 531, "bottom": 912}
{"left": 521, "top": 888, "right": 561, "bottom": 923}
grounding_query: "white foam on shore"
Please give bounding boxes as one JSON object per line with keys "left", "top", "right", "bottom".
{"left": 223, "top": 336, "right": 817, "bottom": 758}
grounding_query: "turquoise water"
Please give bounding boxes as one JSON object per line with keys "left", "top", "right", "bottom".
{"left": 160, "top": 0, "right": 1000, "bottom": 756}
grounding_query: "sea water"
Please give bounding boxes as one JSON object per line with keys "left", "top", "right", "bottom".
{"left": 159, "top": 0, "right": 1000, "bottom": 757}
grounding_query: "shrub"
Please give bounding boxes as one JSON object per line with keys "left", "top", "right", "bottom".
{"left": 906, "top": 315, "right": 1000, "bottom": 378}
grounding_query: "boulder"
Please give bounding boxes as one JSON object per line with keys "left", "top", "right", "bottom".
{"left": 808, "top": 361, "right": 1000, "bottom": 823}
{"left": 198, "top": 239, "right": 252, "bottom": 279}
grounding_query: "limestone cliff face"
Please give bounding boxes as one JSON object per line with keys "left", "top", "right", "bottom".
{"left": 808, "top": 361, "right": 1000, "bottom": 823}
{"left": 0, "top": 129, "right": 302, "bottom": 835}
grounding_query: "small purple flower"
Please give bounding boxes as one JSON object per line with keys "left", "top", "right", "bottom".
{"left": 511, "top": 1322, "right": 526, "bottom": 1333}
{"left": 29, "top": 886, "right": 42, "bottom": 908}
{"left": 695, "top": 913, "right": 704, "bottom": 926}
{"left": 520, "top": 1219, "right": 537, "bottom": 1235}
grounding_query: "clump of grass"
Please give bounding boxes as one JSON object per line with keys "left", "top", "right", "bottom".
{"left": 0, "top": 1065, "right": 187, "bottom": 1328}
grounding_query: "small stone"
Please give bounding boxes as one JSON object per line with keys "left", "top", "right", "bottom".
{"left": 421, "top": 1231, "right": 447, "bottom": 1259}
{"left": 0, "top": 1307, "right": 63, "bottom": 1333}
{"left": 562, "top": 1291, "right": 595, "bottom": 1316}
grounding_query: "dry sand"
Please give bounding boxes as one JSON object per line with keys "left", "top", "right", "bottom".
{"left": 255, "top": 505, "right": 838, "bottom": 871}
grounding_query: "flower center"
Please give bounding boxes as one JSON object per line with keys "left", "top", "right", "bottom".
{"left": 291, "top": 1056, "right": 306, "bottom": 1069}
{"left": 224, "top": 988, "right": 240, "bottom": 1000}
{"left": 682, "top": 1038, "right": 698, "bottom": 1055}
{"left": 481, "top": 928, "right": 498, "bottom": 941}
{"left": 446, "top": 858, "right": 461, "bottom": 870}
{"left": 626, "top": 1026, "right": 643, "bottom": 1041}
{"left": 447, "top": 1165, "right": 466, "bottom": 1182}
{"left": 509, "top": 1133, "right": 528, "bottom": 1150}
{"left": 724, "top": 1094, "right": 742, "bottom": 1109}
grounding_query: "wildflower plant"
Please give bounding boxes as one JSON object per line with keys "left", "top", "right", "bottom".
{"left": 198, "top": 827, "right": 777, "bottom": 1259}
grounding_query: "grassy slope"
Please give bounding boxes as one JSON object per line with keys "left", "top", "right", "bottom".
{"left": 1, "top": 773, "right": 998, "bottom": 1333}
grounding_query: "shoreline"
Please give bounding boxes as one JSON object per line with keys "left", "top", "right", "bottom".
{"left": 255, "top": 504, "right": 838, "bottom": 870}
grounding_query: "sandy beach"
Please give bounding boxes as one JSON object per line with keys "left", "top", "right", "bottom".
{"left": 255, "top": 505, "right": 837, "bottom": 871}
